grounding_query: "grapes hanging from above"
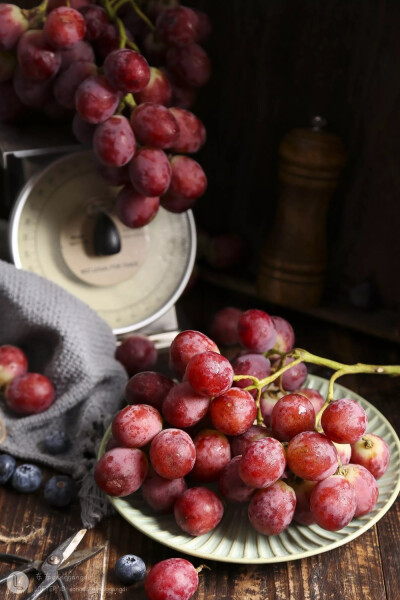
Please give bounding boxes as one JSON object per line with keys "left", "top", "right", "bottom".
{"left": 0, "top": 0, "right": 212, "bottom": 230}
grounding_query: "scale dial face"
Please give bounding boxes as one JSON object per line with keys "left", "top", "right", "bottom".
{"left": 10, "top": 151, "right": 196, "bottom": 335}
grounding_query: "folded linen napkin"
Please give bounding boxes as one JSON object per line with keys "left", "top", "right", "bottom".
{"left": 0, "top": 259, "right": 127, "bottom": 527}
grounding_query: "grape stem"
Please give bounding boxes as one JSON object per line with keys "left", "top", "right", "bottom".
{"left": 233, "top": 348, "right": 400, "bottom": 428}
{"left": 25, "top": 0, "right": 49, "bottom": 28}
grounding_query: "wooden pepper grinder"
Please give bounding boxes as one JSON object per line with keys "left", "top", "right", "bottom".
{"left": 257, "top": 117, "right": 346, "bottom": 308}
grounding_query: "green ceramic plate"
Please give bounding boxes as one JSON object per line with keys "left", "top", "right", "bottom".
{"left": 98, "top": 375, "right": 400, "bottom": 564}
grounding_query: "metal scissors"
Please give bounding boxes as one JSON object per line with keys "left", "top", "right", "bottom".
{"left": 0, "top": 528, "right": 103, "bottom": 599}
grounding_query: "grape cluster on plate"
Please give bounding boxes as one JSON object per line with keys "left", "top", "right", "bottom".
{"left": 95, "top": 308, "right": 391, "bottom": 538}
{"left": 0, "top": 0, "right": 210, "bottom": 227}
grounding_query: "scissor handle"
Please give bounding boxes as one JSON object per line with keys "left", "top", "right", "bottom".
{"left": 0, "top": 553, "right": 31, "bottom": 564}
{"left": 57, "top": 577, "right": 70, "bottom": 600}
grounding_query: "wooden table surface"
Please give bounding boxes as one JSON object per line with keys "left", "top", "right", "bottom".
{"left": 0, "top": 283, "right": 399, "bottom": 600}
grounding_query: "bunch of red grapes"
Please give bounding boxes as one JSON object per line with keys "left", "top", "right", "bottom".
{"left": 95, "top": 307, "right": 391, "bottom": 538}
{"left": 0, "top": 0, "right": 211, "bottom": 227}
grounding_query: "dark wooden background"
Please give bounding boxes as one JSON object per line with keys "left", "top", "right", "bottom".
{"left": 188, "top": 0, "right": 400, "bottom": 312}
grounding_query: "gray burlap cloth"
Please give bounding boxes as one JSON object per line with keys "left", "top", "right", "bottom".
{"left": 0, "top": 259, "right": 127, "bottom": 527}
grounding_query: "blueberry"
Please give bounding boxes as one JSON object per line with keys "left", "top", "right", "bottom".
{"left": 12, "top": 464, "right": 42, "bottom": 493}
{"left": 43, "top": 430, "right": 71, "bottom": 455}
{"left": 114, "top": 554, "right": 146, "bottom": 585}
{"left": 0, "top": 454, "right": 16, "bottom": 484}
{"left": 44, "top": 475, "right": 76, "bottom": 508}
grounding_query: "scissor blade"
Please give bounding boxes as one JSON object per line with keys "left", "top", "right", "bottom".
{"left": 59, "top": 547, "right": 104, "bottom": 571}
{"left": 45, "top": 528, "right": 87, "bottom": 568}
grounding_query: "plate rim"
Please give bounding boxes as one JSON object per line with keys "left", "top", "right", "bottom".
{"left": 98, "top": 374, "right": 400, "bottom": 564}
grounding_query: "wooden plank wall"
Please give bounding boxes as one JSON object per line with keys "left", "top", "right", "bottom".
{"left": 189, "top": 0, "right": 400, "bottom": 311}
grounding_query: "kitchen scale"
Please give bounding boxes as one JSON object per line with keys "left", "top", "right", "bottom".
{"left": 5, "top": 145, "right": 196, "bottom": 347}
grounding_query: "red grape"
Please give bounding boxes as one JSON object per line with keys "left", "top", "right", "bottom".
{"left": 116, "top": 335, "right": 157, "bottom": 376}
{"left": 79, "top": 5, "right": 109, "bottom": 41}
{"left": 341, "top": 463, "right": 379, "bottom": 517}
{"left": 170, "top": 80, "right": 196, "bottom": 109}
{"left": 104, "top": 48, "right": 150, "bottom": 94}
{"left": 289, "top": 479, "right": 317, "bottom": 525}
{"left": 97, "top": 163, "right": 130, "bottom": 186}
{"left": 259, "top": 390, "right": 281, "bottom": 426}
{"left": 142, "top": 34, "right": 167, "bottom": 68}
{"left": 59, "top": 39, "right": 94, "bottom": 70}
{"left": 191, "top": 429, "right": 231, "bottom": 482}
{"left": 185, "top": 351, "right": 233, "bottom": 397}
{"left": 169, "top": 330, "right": 219, "bottom": 377}
{"left": 238, "top": 437, "right": 286, "bottom": 488}
{"left": 281, "top": 357, "right": 307, "bottom": 391}
{"left": 72, "top": 113, "right": 96, "bottom": 144}
{"left": 169, "top": 155, "right": 207, "bottom": 199}
{"left": 141, "top": 469, "right": 187, "bottom": 513}
{"left": 150, "top": 428, "right": 196, "bottom": 479}
{"left": 112, "top": 404, "right": 162, "bottom": 448}
{"left": 13, "top": 67, "right": 52, "bottom": 108}
{"left": 160, "top": 192, "right": 196, "bottom": 213}
{"left": 209, "top": 387, "right": 257, "bottom": 436}
{"left": 94, "top": 23, "right": 121, "bottom": 59}
{"left": 0, "top": 4, "right": 28, "bottom": 51}
{"left": 162, "top": 381, "right": 210, "bottom": 428}
{"left": 75, "top": 74, "right": 120, "bottom": 124}
{"left": 238, "top": 309, "right": 277, "bottom": 353}
{"left": 95, "top": 447, "right": 148, "bottom": 496}
{"left": 129, "top": 147, "right": 171, "bottom": 196}
{"left": 125, "top": 371, "right": 174, "bottom": 410}
{"left": 48, "top": 0, "right": 91, "bottom": 12}
{"left": 270, "top": 393, "right": 315, "bottom": 441}
{"left": 310, "top": 475, "right": 357, "bottom": 531}
{"left": 287, "top": 431, "right": 338, "bottom": 481}
{"left": 167, "top": 43, "right": 211, "bottom": 88}
{"left": 18, "top": 30, "right": 61, "bottom": 81}
{"left": 115, "top": 334, "right": 157, "bottom": 377}
{"left": 0, "top": 345, "right": 28, "bottom": 387}
{"left": 295, "top": 387, "right": 325, "bottom": 414}
{"left": 169, "top": 107, "right": 206, "bottom": 153}
{"left": 174, "top": 486, "right": 224, "bottom": 535}
{"left": 218, "top": 455, "right": 255, "bottom": 503}
{"left": 156, "top": 6, "right": 199, "bottom": 47}
{"left": 145, "top": 559, "right": 198, "bottom": 600}
{"left": 44, "top": 7, "right": 86, "bottom": 50}
{"left": 0, "top": 50, "right": 16, "bottom": 82}
{"left": 350, "top": 433, "right": 390, "bottom": 479}
{"left": 231, "top": 353, "right": 271, "bottom": 397}
{"left": 116, "top": 187, "right": 160, "bottom": 228}
{"left": 194, "top": 9, "right": 212, "bottom": 43}
{"left": 321, "top": 398, "right": 368, "bottom": 444}
{"left": 209, "top": 307, "right": 243, "bottom": 346}
{"left": 93, "top": 115, "right": 136, "bottom": 167}
{"left": 131, "top": 102, "right": 178, "bottom": 148}
{"left": 135, "top": 66, "right": 172, "bottom": 105}
{"left": 271, "top": 316, "right": 295, "bottom": 353}
{"left": 230, "top": 424, "right": 272, "bottom": 457}
{"left": 6, "top": 373, "right": 55, "bottom": 415}
{"left": 248, "top": 480, "right": 296, "bottom": 535}
{"left": 333, "top": 442, "right": 352, "bottom": 465}
{"left": 54, "top": 60, "right": 97, "bottom": 109}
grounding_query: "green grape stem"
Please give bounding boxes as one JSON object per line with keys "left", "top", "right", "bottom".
{"left": 232, "top": 348, "right": 400, "bottom": 430}
{"left": 25, "top": 0, "right": 49, "bottom": 28}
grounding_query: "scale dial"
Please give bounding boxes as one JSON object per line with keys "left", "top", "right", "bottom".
{"left": 10, "top": 151, "right": 196, "bottom": 336}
